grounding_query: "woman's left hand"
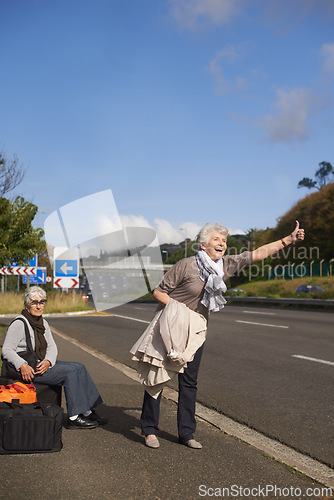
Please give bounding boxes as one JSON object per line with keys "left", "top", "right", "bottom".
{"left": 35, "top": 360, "right": 51, "bottom": 375}
{"left": 290, "top": 220, "right": 305, "bottom": 243}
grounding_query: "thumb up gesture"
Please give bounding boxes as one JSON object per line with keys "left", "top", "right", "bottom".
{"left": 290, "top": 220, "right": 305, "bottom": 243}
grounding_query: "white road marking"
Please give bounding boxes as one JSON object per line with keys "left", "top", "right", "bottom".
{"left": 110, "top": 313, "right": 150, "bottom": 324}
{"left": 236, "top": 320, "right": 289, "bottom": 329}
{"left": 242, "top": 310, "right": 277, "bottom": 316}
{"left": 292, "top": 355, "right": 334, "bottom": 366}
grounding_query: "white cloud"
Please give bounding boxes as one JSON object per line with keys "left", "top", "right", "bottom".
{"left": 168, "top": 0, "right": 334, "bottom": 34}
{"left": 321, "top": 42, "right": 334, "bottom": 75}
{"left": 178, "top": 221, "right": 202, "bottom": 240}
{"left": 206, "top": 47, "right": 247, "bottom": 95}
{"left": 168, "top": 0, "right": 241, "bottom": 30}
{"left": 120, "top": 214, "right": 153, "bottom": 229}
{"left": 256, "top": 87, "right": 321, "bottom": 143}
{"left": 154, "top": 218, "right": 184, "bottom": 244}
{"left": 228, "top": 227, "right": 246, "bottom": 235}
{"left": 120, "top": 215, "right": 246, "bottom": 244}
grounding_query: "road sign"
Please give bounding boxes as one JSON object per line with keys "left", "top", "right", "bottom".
{"left": 26, "top": 255, "right": 38, "bottom": 267}
{"left": 0, "top": 266, "right": 36, "bottom": 276}
{"left": 10, "top": 255, "right": 38, "bottom": 267}
{"left": 53, "top": 247, "right": 79, "bottom": 289}
{"left": 55, "top": 260, "right": 78, "bottom": 277}
{"left": 54, "top": 277, "right": 79, "bottom": 288}
{"left": 22, "top": 268, "right": 46, "bottom": 284}
{"left": 54, "top": 248, "right": 79, "bottom": 275}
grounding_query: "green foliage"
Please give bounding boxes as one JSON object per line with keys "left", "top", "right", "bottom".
{"left": 298, "top": 177, "right": 318, "bottom": 190}
{"left": 225, "top": 234, "right": 249, "bottom": 254}
{"left": 0, "top": 196, "right": 46, "bottom": 265}
{"left": 262, "top": 183, "right": 334, "bottom": 262}
{"left": 165, "top": 241, "right": 196, "bottom": 264}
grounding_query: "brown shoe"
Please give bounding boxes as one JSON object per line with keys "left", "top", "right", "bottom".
{"left": 145, "top": 435, "right": 160, "bottom": 448}
{"left": 184, "top": 439, "right": 202, "bottom": 449}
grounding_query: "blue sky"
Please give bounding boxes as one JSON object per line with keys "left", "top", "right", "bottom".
{"left": 1, "top": 0, "right": 334, "bottom": 244}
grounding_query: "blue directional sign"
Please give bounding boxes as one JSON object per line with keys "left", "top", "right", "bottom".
{"left": 22, "top": 267, "right": 46, "bottom": 284}
{"left": 55, "top": 260, "right": 78, "bottom": 277}
{"left": 11, "top": 254, "right": 38, "bottom": 267}
{"left": 27, "top": 255, "right": 38, "bottom": 267}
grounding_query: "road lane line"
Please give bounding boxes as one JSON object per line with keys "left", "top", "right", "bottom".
{"left": 292, "top": 355, "right": 334, "bottom": 366}
{"left": 110, "top": 313, "right": 150, "bottom": 324}
{"left": 236, "top": 320, "right": 289, "bottom": 329}
{"left": 51, "top": 326, "right": 334, "bottom": 489}
{"left": 242, "top": 310, "right": 277, "bottom": 316}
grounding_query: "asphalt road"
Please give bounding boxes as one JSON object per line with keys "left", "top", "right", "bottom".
{"left": 2, "top": 329, "right": 329, "bottom": 500}
{"left": 3, "top": 303, "right": 333, "bottom": 468}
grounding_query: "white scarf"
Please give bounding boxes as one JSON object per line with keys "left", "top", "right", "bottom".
{"left": 196, "top": 249, "right": 227, "bottom": 312}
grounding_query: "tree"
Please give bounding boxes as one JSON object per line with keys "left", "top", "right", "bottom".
{"left": 0, "top": 196, "right": 46, "bottom": 265}
{"left": 257, "top": 182, "right": 334, "bottom": 262}
{"left": 298, "top": 161, "right": 333, "bottom": 190}
{"left": 0, "top": 149, "right": 26, "bottom": 196}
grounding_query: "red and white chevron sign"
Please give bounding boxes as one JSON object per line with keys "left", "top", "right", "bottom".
{"left": 54, "top": 278, "right": 79, "bottom": 288}
{"left": 0, "top": 266, "right": 36, "bottom": 276}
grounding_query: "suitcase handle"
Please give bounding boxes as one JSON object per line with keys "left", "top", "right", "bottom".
{"left": 7, "top": 401, "right": 43, "bottom": 411}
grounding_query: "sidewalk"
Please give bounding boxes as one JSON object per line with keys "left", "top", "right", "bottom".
{"left": 0, "top": 331, "right": 332, "bottom": 500}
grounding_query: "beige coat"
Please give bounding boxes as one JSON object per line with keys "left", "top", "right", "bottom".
{"left": 130, "top": 299, "right": 207, "bottom": 398}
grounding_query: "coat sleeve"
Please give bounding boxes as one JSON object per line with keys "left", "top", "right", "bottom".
{"left": 2, "top": 319, "right": 29, "bottom": 371}
{"left": 43, "top": 319, "right": 58, "bottom": 366}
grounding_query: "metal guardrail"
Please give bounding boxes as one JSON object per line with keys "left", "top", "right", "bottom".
{"left": 225, "top": 296, "right": 334, "bottom": 307}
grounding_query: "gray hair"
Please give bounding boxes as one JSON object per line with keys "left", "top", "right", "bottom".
{"left": 24, "top": 286, "right": 47, "bottom": 307}
{"left": 196, "top": 223, "right": 229, "bottom": 248}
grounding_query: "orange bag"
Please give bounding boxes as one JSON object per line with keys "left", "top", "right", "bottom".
{"left": 0, "top": 382, "right": 37, "bottom": 404}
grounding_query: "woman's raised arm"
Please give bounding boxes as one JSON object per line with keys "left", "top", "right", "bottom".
{"left": 252, "top": 220, "right": 305, "bottom": 263}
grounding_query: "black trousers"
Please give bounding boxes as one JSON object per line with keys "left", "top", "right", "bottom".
{"left": 140, "top": 344, "right": 204, "bottom": 443}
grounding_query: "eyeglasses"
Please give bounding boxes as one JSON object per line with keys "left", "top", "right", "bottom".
{"left": 30, "top": 300, "right": 47, "bottom": 306}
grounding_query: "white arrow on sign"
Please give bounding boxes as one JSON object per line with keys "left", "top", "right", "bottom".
{"left": 60, "top": 262, "right": 74, "bottom": 275}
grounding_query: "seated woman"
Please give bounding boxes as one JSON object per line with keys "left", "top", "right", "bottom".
{"left": 1, "top": 286, "right": 107, "bottom": 429}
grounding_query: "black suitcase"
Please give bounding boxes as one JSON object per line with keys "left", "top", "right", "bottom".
{"left": 0, "top": 401, "right": 64, "bottom": 454}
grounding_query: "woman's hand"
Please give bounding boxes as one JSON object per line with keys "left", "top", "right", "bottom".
{"left": 35, "top": 360, "right": 51, "bottom": 375}
{"left": 290, "top": 220, "right": 305, "bottom": 243}
{"left": 20, "top": 363, "right": 35, "bottom": 382}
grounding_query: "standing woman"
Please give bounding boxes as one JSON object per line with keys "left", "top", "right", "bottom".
{"left": 1, "top": 286, "right": 107, "bottom": 429}
{"left": 141, "top": 221, "right": 305, "bottom": 448}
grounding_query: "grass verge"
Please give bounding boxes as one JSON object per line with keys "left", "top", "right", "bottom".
{"left": 229, "top": 276, "right": 334, "bottom": 299}
{"left": 0, "top": 291, "right": 92, "bottom": 315}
